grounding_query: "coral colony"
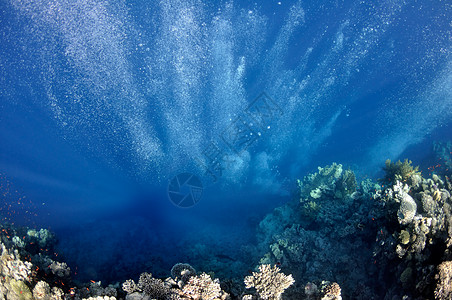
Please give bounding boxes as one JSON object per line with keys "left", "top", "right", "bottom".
{"left": 1, "top": 146, "right": 452, "bottom": 299}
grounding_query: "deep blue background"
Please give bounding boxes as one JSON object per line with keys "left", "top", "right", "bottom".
{"left": 1, "top": 0, "right": 451, "bottom": 282}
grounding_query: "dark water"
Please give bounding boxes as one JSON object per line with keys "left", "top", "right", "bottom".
{"left": 0, "top": 0, "right": 451, "bottom": 284}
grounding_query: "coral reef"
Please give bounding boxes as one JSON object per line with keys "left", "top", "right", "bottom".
{"left": 0, "top": 222, "right": 119, "bottom": 300}
{"left": 121, "top": 265, "right": 229, "bottom": 300}
{"left": 371, "top": 166, "right": 452, "bottom": 298}
{"left": 2, "top": 156, "right": 452, "bottom": 299}
{"left": 298, "top": 163, "right": 357, "bottom": 204}
{"left": 256, "top": 163, "right": 377, "bottom": 297}
{"left": 296, "top": 163, "right": 358, "bottom": 225}
{"left": 243, "top": 264, "right": 294, "bottom": 300}
{"left": 255, "top": 159, "right": 452, "bottom": 298}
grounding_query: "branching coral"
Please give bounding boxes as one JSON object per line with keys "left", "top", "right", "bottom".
{"left": 122, "top": 279, "right": 138, "bottom": 294}
{"left": 244, "top": 264, "right": 294, "bottom": 300}
{"left": 179, "top": 272, "right": 226, "bottom": 300}
{"left": 137, "top": 272, "right": 171, "bottom": 299}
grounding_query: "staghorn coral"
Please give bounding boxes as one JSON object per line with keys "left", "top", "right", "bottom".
{"left": 137, "top": 272, "right": 171, "bottom": 299}
{"left": 244, "top": 264, "right": 294, "bottom": 300}
{"left": 179, "top": 272, "right": 227, "bottom": 300}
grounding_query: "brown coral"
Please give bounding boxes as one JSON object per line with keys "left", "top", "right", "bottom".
{"left": 382, "top": 159, "right": 420, "bottom": 185}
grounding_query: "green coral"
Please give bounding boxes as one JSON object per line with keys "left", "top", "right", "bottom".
{"left": 382, "top": 159, "right": 420, "bottom": 185}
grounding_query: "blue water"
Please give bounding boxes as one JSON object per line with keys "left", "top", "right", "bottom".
{"left": 1, "top": 0, "right": 451, "bottom": 284}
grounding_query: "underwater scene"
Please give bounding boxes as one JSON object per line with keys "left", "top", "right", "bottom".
{"left": 0, "top": 0, "right": 451, "bottom": 299}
